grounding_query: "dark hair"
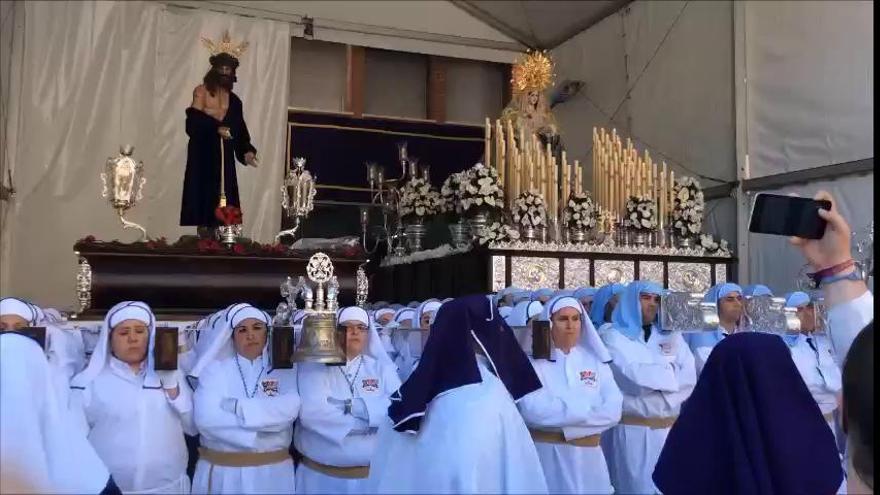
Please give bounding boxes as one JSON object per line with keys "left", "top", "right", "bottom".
{"left": 203, "top": 53, "right": 239, "bottom": 95}
{"left": 842, "top": 320, "right": 873, "bottom": 489}
{"left": 209, "top": 53, "right": 239, "bottom": 70}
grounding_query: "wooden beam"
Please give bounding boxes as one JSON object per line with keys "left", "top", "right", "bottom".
{"left": 427, "top": 56, "right": 448, "bottom": 122}
{"left": 345, "top": 45, "right": 365, "bottom": 117}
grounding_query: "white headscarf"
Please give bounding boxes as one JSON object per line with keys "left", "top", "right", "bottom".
{"left": 1, "top": 333, "right": 110, "bottom": 494}
{"left": 505, "top": 300, "right": 544, "bottom": 327}
{"left": 338, "top": 306, "right": 397, "bottom": 372}
{"left": 71, "top": 301, "right": 160, "bottom": 389}
{"left": 413, "top": 299, "right": 442, "bottom": 329}
{"left": 537, "top": 295, "right": 612, "bottom": 363}
{"left": 189, "top": 303, "right": 271, "bottom": 378}
{"left": 0, "top": 297, "right": 38, "bottom": 324}
{"left": 393, "top": 307, "right": 416, "bottom": 326}
{"left": 374, "top": 308, "right": 396, "bottom": 326}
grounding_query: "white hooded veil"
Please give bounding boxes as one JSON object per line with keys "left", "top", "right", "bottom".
{"left": 70, "top": 300, "right": 161, "bottom": 389}
{"left": 1, "top": 333, "right": 110, "bottom": 494}
{"left": 537, "top": 295, "right": 612, "bottom": 363}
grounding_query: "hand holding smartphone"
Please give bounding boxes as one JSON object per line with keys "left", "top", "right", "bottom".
{"left": 748, "top": 193, "right": 831, "bottom": 239}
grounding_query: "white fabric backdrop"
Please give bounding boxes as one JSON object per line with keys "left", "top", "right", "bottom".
{"left": 0, "top": 0, "right": 289, "bottom": 308}
{"left": 745, "top": 0, "right": 873, "bottom": 177}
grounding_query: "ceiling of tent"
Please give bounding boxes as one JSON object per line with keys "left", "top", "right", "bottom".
{"left": 452, "top": 0, "right": 632, "bottom": 49}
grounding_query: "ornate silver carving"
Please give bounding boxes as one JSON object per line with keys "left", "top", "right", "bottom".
{"left": 356, "top": 267, "right": 369, "bottom": 307}
{"left": 660, "top": 292, "right": 719, "bottom": 332}
{"left": 852, "top": 220, "right": 873, "bottom": 281}
{"left": 594, "top": 260, "right": 635, "bottom": 285}
{"left": 511, "top": 257, "right": 560, "bottom": 289}
{"left": 492, "top": 255, "right": 507, "bottom": 292}
{"left": 307, "top": 253, "right": 334, "bottom": 283}
{"left": 714, "top": 264, "right": 727, "bottom": 284}
{"left": 74, "top": 254, "right": 92, "bottom": 316}
{"left": 101, "top": 145, "right": 147, "bottom": 241}
{"left": 487, "top": 239, "right": 732, "bottom": 258}
{"left": 743, "top": 295, "right": 799, "bottom": 334}
{"left": 668, "top": 262, "right": 711, "bottom": 292}
{"left": 563, "top": 258, "right": 591, "bottom": 288}
{"left": 639, "top": 261, "right": 664, "bottom": 285}
{"left": 277, "top": 157, "right": 317, "bottom": 242}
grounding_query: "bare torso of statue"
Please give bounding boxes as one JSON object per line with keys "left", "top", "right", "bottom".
{"left": 191, "top": 85, "right": 229, "bottom": 122}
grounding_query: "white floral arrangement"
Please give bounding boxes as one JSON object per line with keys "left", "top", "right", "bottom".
{"left": 460, "top": 163, "right": 505, "bottom": 215}
{"left": 512, "top": 190, "right": 547, "bottom": 229}
{"left": 398, "top": 177, "right": 441, "bottom": 221}
{"left": 563, "top": 193, "right": 597, "bottom": 230}
{"left": 475, "top": 221, "right": 520, "bottom": 246}
{"left": 439, "top": 171, "right": 465, "bottom": 216}
{"left": 624, "top": 195, "right": 657, "bottom": 230}
{"left": 672, "top": 176, "right": 705, "bottom": 238}
{"left": 699, "top": 233, "right": 732, "bottom": 256}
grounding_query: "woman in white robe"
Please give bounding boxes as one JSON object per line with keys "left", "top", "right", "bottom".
{"left": 518, "top": 296, "right": 622, "bottom": 494}
{"left": 69, "top": 301, "right": 195, "bottom": 494}
{"left": 600, "top": 281, "right": 697, "bottom": 494}
{"left": 367, "top": 295, "right": 548, "bottom": 494}
{"left": 295, "top": 306, "right": 401, "bottom": 494}
{"left": 389, "top": 307, "right": 417, "bottom": 381}
{"left": 1, "top": 332, "right": 116, "bottom": 494}
{"left": 1, "top": 297, "right": 85, "bottom": 406}
{"left": 373, "top": 308, "right": 397, "bottom": 359}
{"left": 504, "top": 300, "right": 543, "bottom": 328}
{"left": 190, "top": 303, "right": 300, "bottom": 494}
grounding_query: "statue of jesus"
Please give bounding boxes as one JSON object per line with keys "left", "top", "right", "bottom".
{"left": 180, "top": 31, "right": 258, "bottom": 238}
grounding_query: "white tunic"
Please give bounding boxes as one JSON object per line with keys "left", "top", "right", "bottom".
{"left": 192, "top": 355, "right": 300, "bottom": 494}
{"left": 366, "top": 355, "right": 548, "bottom": 494}
{"left": 70, "top": 357, "right": 195, "bottom": 494}
{"left": 294, "top": 354, "right": 399, "bottom": 494}
{"left": 827, "top": 291, "right": 873, "bottom": 366}
{"left": 601, "top": 328, "right": 696, "bottom": 494}
{"left": 517, "top": 347, "right": 622, "bottom": 494}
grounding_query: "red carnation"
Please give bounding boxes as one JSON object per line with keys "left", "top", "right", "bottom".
{"left": 214, "top": 206, "right": 243, "bottom": 226}
{"left": 232, "top": 243, "right": 246, "bottom": 254}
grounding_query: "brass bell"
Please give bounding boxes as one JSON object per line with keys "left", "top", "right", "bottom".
{"left": 292, "top": 312, "right": 346, "bottom": 364}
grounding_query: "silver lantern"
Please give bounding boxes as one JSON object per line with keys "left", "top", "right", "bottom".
{"left": 276, "top": 157, "right": 316, "bottom": 242}
{"left": 101, "top": 145, "right": 147, "bottom": 241}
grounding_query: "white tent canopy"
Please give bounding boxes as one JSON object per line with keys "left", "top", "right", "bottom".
{"left": 0, "top": 0, "right": 872, "bottom": 306}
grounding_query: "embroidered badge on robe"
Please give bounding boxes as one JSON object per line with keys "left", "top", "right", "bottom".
{"left": 261, "top": 378, "right": 279, "bottom": 397}
{"left": 362, "top": 378, "right": 379, "bottom": 392}
{"left": 579, "top": 370, "right": 598, "bottom": 388}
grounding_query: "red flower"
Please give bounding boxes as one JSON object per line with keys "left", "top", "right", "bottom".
{"left": 197, "top": 238, "right": 222, "bottom": 252}
{"left": 214, "top": 206, "right": 243, "bottom": 226}
{"left": 232, "top": 243, "right": 246, "bottom": 254}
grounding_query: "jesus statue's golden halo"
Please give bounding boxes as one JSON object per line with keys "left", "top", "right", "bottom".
{"left": 510, "top": 50, "right": 555, "bottom": 93}
{"left": 200, "top": 30, "right": 249, "bottom": 60}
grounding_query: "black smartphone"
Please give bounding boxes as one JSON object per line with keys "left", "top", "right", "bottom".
{"left": 153, "top": 327, "right": 178, "bottom": 371}
{"left": 748, "top": 193, "right": 831, "bottom": 239}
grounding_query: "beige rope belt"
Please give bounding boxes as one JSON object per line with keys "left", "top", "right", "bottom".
{"left": 301, "top": 456, "right": 370, "bottom": 479}
{"left": 620, "top": 415, "right": 677, "bottom": 430}
{"left": 199, "top": 447, "right": 291, "bottom": 493}
{"left": 529, "top": 429, "right": 601, "bottom": 447}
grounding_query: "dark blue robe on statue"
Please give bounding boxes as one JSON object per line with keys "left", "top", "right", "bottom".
{"left": 180, "top": 92, "right": 256, "bottom": 227}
